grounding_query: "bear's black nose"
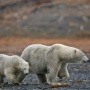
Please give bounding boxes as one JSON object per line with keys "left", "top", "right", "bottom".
{"left": 87, "top": 59, "right": 90, "bottom": 63}
{"left": 83, "top": 59, "right": 90, "bottom": 63}
{"left": 25, "top": 73, "right": 29, "bottom": 75}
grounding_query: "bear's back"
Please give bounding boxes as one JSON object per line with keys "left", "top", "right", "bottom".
{"left": 0, "top": 54, "right": 9, "bottom": 62}
{"left": 21, "top": 44, "right": 50, "bottom": 58}
{"left": 0, "top": 54, "right": 11, "bottom": 74}
{"left": 25, "top": 44, "right": 50, "bottom": 58}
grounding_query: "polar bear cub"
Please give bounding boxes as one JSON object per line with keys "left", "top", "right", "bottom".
{"left": 20, "top": 44, "right": 89, "bottom": 85}
{"left": 0, "top": 54, "right": 29, "bottom": 85}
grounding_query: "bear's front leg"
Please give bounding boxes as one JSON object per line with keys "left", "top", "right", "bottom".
{"left": 58, "top": 63, "right": 69, "bottom": 83}
{"left": 4, "top": 69, "right": 19, "bottom": 85}
{"left": 6, "top": 74, "right": 18, "bottom": 85}
{"left": 47, "top": 63, "right": 61, "bottom": 86}
{"left": 16, "top": 72, "right": 26, "bottom": 85}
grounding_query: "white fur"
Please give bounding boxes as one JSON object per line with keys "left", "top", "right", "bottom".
{"left": 20, "top": 44, "right": 89, "bottom": 85}
{"left": 0, "top": 54, "right": 29, "bottom": 85}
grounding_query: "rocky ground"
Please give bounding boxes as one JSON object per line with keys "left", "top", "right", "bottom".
{"left": 0, "top": 62, "right": 90, "bottom": 90}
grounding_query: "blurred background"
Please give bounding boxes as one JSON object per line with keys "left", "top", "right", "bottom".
{"left": 0, "top": 0, "right": 90, "bottom": 56}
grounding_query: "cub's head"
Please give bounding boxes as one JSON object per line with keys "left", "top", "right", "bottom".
{"left": 18, "top": 60, "right": 29, "bottom": 75}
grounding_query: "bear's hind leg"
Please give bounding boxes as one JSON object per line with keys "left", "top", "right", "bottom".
{"left": 58, "top": 63, "right": 69, "bottom": 83}
{"left": 37, "top": 74, "right": 47, "bottom": 83}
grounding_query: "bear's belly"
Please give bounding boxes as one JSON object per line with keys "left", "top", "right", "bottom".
{"left": 29, "top": 66, "right": 48, "bottom": 74}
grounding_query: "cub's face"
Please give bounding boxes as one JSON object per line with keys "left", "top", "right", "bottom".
{"left": 19, "top": 62, "right": 29, "bottom": 75}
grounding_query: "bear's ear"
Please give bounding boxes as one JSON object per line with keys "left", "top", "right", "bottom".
{"left": 74, "top": 50, "right": 76, "bottom": 54}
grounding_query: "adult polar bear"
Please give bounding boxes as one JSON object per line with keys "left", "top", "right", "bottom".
{"left": 20, "top": 44, "right": 89, "bottom": 85}
{"left": 0, "top": 54, "right": 29, "bottom": 85}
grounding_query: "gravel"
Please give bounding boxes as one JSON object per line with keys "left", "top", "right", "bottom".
{"left": 0, "top": 63, "right": 90, "bottom": 90}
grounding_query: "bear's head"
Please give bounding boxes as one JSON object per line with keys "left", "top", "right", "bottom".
{"left": 55, "top": 44, "right": 89, "bottom": 63}
{"left": 63, "top": 48, "right": 89, "bottom": 63}
{"left": 18, "top": 61, "right": 29, "bottom": 75}
{"left": 72, "top": 49, "right": 89, "bottom": 63}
